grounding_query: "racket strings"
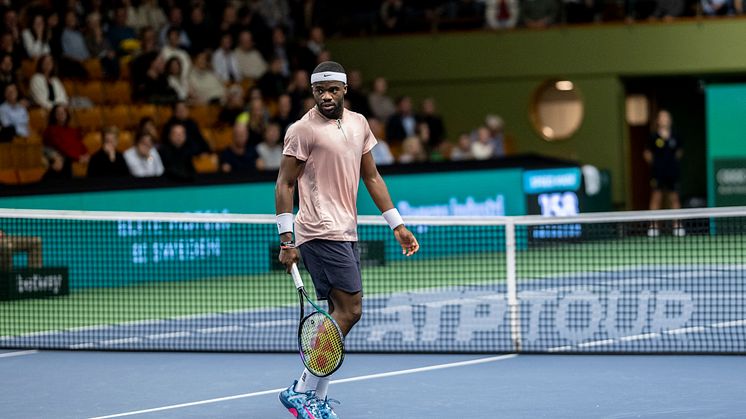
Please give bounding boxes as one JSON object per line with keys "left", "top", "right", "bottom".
{"left": 300, "top": 312, "right": 344, "bottom": 376}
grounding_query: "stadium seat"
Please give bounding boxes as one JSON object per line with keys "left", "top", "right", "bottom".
{"left": 72, "top": 161, "right": 88, "bottom": 178}
{"left": 11, "top": 143, "right": 44, "bottom": 169}
{"left": 104, "top": 81, "right": 132, "bottom": 105}
{"left": 19, "top": 59, "right": 36, "bottom": 80}
{"left": 82, "top": 131, "right": 102, "bottom": 154}
{"left": 75, "top": 81, "right": 105, "bottom": 105}
{"left": 190, "top": 105, "right": 219, "bottom": 128}
{"left": 131, "top": 104, "right": 157, "bottom": 126}
{"left": 62, "top": 79, "right": 76, "bottom": 97}
{"left": 0, "top": 169, "right": 17, "bottom": 184}
{"left": 102, "top": 105, "right": 133, "bottom": 129}
{"left": 0, "top": 143, "right": 13, "bottom": 169}
{"left": 192, "top": 153, "right": 219, "bottom": 174}
{"left": 28, "top": 108, "right": 48, "bottom": 134}
{"left": 155, "top": 105, "right": 173, "bottom": 126}
{"left": 16, "top": 167, "right": 46, "bottom": 184}
{"left": 204, "top": 127, "right": 233, "bottom": 152}
{"left": 82, "top": 59, "right": 103, "bottom": 79}
{"left": 72, "top": 107, "right": 104, "bottom": 132}
{"left": 118, "top": 130, "right": 134, "bottom": 152}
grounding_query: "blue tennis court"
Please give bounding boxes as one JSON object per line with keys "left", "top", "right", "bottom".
{"left": 2, "top": 349, "right": 745, "bottom": 418}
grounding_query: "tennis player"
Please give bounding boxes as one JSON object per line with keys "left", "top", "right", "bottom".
{"left": 276, "top": 61, "right": 419, "bottom": 419}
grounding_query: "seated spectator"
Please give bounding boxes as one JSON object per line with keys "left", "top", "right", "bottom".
{"left": 248, "top": 97, "right": 270, "bottom": 145}
{"left": 346, "top": 70, "right": 372, "bottom": 117}
{"left": 219, "top": 85, "right": 246, "bottom": 126}
{"left": 471, "top": 126, "right": 495, "bottom": 159}
{"left": 161, "top": 26, "right": 192, "bottom": 82}
{"left": 161, "top": 101, "right": 211, "bottom": 155}
{"left": 270, "top": 27, "right": 291, "bottom": 78}
{"left": 84, "top": 14, "right": 119, "bottom": 79}
{"left": 299, "top": 26, "right": 326, "bottom": 73}
{"left": 651, "top": 0, "right": 685, "bottom": 19}
{"left": 701, "top": 0, "right": 731, "bottom": 15}
{"left": 135, "top": 55, "right": 178, "bottom": 104}
{"left": 22, "top": 14, "right": 50, "bottom": 59}
{"left": 42, "top": 147, "right": 67, "bottom": 180}
{"left": 43, "top": 104, "right": 88, "bottom": 177}
{"left": 368, "top": 117, "right": 394, "bottom": 165}
{"left": 124, "top": 131, "right": 163, "bottom": 177}
{"left": 0, "top": 54, "right": 16, "bottom": 98}
{"left": 386, "top": 96, "right": 417, "bottom": 147}
{"left": 368, "top": 76, "right": 396, "bottom": 122}
{"left": 286, "top": 69, "right": 311, "bottom": 117}
{"left": 256, "top": 122, "right": 282, "bottom": 170}
{"left": 380, "top": 0, "right": 412, "bottom": 33}
{"left": 88, "top": 126, "right": 129, "bottom": 178}
{"left": 3, "top": 9, "right": 22, "bottom": 54}
{"left": 29, "top": 54, "right": 68, "bottom": 110}
{"left": 185, "top": 6, "right": 212, "bottom": 55}
{"left": 234, "top": 30, "right": 267, "bottom": 80}
{"left": 418, "top": 97, "right": 446, "bottom": 150}
{"left": 0, "top": 229, "right": 42, "bottom": 270}
{"left": 60, "top": 9, "right": 90, "bottom": 79}
{"left": 0, "top": 32, "right": 22, "bottom": 73}
{"left": 398, "top": 136, "right": 427, "bottom": 164}
{"left": 159, "top": 6, "right": 190, "bottom": 49}
{"left": 165, "top": 57, "right": 189, "bottom": 101}
{"left": 521, "top": 0, "right": 559, "bottom": 28}
{"left": 132, "top": 0, "right": 167, "bottom": 32}
{"left": 107, "top": 6, "right": 138, "bottom": 55}
{"left": 189, "top": 51, "right": 226, "bottom": 105}
{"left": 159, "top": 122, "right": 196, "bottom": 180}
{"left": 450, "top": 133, "right": 475, "bottom": 161}
{"left": 137, "top": 116, "right": 160, "bottom": 142}
{"left": 220, "top": 122, "right": 257, "bottom": 173}
{"left": 0, "top": 84, "right": 28, "bottom": 138}
{"left": 484, "top": 114, "right": 507, "bottom": 157}
{"left": 485, "top": 0, "right": 520, "bottom": 29}
{"left": 212, "top": 32, "right": 241, "bottom": 83}
{"left": 257, "top": 56, "right": 289, "bottom": 100}
{"left": 272, "top": 93, "right": 295, "bottom": 134}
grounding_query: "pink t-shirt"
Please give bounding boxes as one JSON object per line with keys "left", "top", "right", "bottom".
{"left": 283, "top": 107, "right": 377, "bottom": 245}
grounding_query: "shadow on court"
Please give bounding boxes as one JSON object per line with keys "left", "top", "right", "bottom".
{"left": 1, "top": 350, "right": 745, "bottom": 419}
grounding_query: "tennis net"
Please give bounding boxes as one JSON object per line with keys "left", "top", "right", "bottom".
{"left": 1, "top": 207, "right": 744, "bottom": 354}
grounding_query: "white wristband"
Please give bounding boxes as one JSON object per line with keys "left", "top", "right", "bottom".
{"left": 382, "top": 208, "right": 404, "bottom": 230}
{"left": 276, "top": 213, "right": 294, "bottom": 235}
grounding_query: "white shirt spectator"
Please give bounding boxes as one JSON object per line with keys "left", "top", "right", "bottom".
{"left": 212, "top": 48, "right": 241, "bottom": 83}
{"left": 132, "top": 1, "right": 167, "bottom": 31}
{"left": 22, "top": 29, "right": 50, "bottom": 58}
{"left": 256, "top": 142, "right": 283, "bottom": 170}
{"left": 189, "top": 68, "right": 227, "bottom": 104}
{"left": 471, "top": 141, "right": 495, "bottom": 160}
{"left": 161, "top": 45, "right": 191, "bottom": 81}
{"left": 0, "top": 101, "right": 29, "bottom": 137}
{"left": 234, "top": 48, "right": 267, "bottom": 80}
{"left": 124, "top": 146, "right": 164, "bottom": 177}
{"left": 371, "top": 141, "right": 394, "bottom": 165}
{"left": 29, "top": 74, "right": 69, "bottom": 110}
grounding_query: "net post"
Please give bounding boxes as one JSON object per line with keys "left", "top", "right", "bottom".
{"left": 504, "top": 220, "right": 521, "bottom": 352}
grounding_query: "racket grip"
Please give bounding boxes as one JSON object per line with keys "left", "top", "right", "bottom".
{"left": 290, "top": 263, "right": 304, "bottom": 290}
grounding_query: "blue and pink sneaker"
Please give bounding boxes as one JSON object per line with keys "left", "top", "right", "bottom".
{"left": 279, "top": 381, "right": 322, "bottom": 419}
{"left": 310, "top": 396, "right": 340, "bottom": 419}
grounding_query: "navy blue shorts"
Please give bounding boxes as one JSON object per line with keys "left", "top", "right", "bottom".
{"left": 299, "top": 239, "right": 362, "bottom": 300}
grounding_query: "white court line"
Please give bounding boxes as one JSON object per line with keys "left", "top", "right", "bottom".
{"left": 0, "top": 350, "right": 38, "bottom": 358}
{"left": 86, "top": 354, "right": 517, "bottom": 419}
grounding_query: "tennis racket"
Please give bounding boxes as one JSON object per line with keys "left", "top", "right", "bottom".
{"left": 290, "top": 263, "right": 345, "bottom": 377}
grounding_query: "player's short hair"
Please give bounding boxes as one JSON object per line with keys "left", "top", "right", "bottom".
{"left": 313, "top": 61, "right": 345, "bottom": 75}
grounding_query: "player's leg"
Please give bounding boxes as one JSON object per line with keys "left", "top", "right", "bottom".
{"left": 648, "top": 182, "right": 663, "bottom": 236}
{"left": 327, "top": 288, "right": 362, "bottom": 336}
{"left": 667, "top": 188, "right": 685, "bottom": 236}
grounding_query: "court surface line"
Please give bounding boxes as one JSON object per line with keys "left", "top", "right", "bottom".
{"left": 86, "top": 353, "right": 517, "bottom": 419}
{"left": 0, "top": 350, "right": 38, "bottom": 358}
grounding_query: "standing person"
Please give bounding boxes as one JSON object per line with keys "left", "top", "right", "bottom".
{"left": 644, "top": 109, "right": 684, "bottom": 237}
{"left": 275, "top": 61, "right": 420, "bottom": 419}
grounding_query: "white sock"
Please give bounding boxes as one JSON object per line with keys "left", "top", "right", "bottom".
{"left": 316, "top": 377, "right": 330, "bottom": 399}
{"left": 295, "top": 369, "right": 319, "bottom": 393}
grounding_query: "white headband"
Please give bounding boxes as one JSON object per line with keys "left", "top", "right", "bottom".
{"left": 310, "top": 71, "right": 347, "bottom": 84}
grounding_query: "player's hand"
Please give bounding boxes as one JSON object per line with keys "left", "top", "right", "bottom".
{"left": 394, "top": 226, "right": 419, "bottom": 257}
{"left": 279, "top": 247, "right": 300, "bottom": 273}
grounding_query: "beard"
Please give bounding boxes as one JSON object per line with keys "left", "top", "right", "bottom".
{"left": 317, "top": 98, "right": 343, "bottom": 119}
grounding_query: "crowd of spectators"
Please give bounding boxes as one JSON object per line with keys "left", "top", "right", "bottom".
{"left": 0, "top": 0, "right": 522, "bottom": 185}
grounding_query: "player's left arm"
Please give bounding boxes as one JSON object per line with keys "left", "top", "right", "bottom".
{"left": 360, "top": 152, "right": 419, "bottom": 256}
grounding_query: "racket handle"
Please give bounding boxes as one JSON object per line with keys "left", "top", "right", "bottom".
{"left": 290, "top": 263, "right": 304, "bottom": 290}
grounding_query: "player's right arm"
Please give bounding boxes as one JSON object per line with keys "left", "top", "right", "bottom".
{"left": 275, "top": 154, "right": 304, "bottom": 272}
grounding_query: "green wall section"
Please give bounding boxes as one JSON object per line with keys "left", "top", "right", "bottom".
{"left": 328, "top": 20, "right": 746, "bottom": 207}
{"left": 705, "top": 84, "right": 746, "bottom": 206}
